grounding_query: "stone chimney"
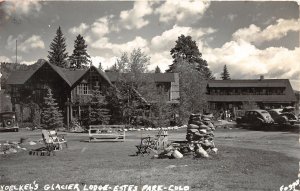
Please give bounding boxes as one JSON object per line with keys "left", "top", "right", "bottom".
{"left": 260, "top": 75, "right": 264, "bottom": 80}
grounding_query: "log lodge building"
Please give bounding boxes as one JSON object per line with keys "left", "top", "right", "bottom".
{"left": 4, "top": 59, "right": 297, "bottom": 127}
{"left": 5, "top": 59, "right": 180, "bottom": 127}
{"left": 206, "top": 76, "right": 297, "bottom": 111}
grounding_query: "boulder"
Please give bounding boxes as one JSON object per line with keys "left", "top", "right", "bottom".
{"left": 188, "top": 124, "right": 199, "bottom": 129}
{"left": 199, "top": 125, "right": 210, "bottom": 130}
{"left": 172, "top": 150, "right": 183, "bottom": 159}
{"left": 195, "top": 147, "right": 209, "bottom": 158}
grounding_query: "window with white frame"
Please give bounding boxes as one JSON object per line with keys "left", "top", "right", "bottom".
{"left": 77, "top": 83, "right": 89, "bottom": 95}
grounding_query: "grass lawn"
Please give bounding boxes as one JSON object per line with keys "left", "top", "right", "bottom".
{"left": 0, "top": 129, "right": 298, "bottom": 191}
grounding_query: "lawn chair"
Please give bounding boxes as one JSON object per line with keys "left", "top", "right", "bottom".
{"left": 43, "top": 130, "right": 68, "bottom": 150}
{"left": 29, "top": 130, "right": 67, "bottom": 156}
{"left": 136, "top": 129, "right": 168, "bottom": 156}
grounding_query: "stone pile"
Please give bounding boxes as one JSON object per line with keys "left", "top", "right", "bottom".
{"left": 0, "top": 142, "right": 27, "bottom": 155}
{"left": 0, "top": 138, "right": 43, "bottom": 155}
{"left": 186, "top": 114, "right": 217, "bottom": 158}
{"left": 153, "top": 114, "right": 217, "bottom": 159}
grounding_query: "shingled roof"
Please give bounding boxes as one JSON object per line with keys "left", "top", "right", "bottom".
{"left": 6, "top": 59, "right": 112, "bottom": 87}
{"left": 206, "top": 79, "right": 297, "bottom": 102}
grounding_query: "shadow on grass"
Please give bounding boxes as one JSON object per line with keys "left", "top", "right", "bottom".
{"left": 80, "top": 140, "right": 126, "bottom": 143}
{"left": 236, "top": 124, "right": 299, "bottom": 133}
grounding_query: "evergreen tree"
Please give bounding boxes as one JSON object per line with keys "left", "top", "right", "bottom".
{"left": 167, "top": 34, "right": 214, "bottom": 79}
{"left": 48, "top": 26, "right": 68, "bottom": 68}
{"left": 69, "top": 34, "right": 91, "bottom": 69}
{"left": 98, "top": 62, "right": 103, "bottom": 71}
{"left": 89, "top": 89, "right": 111, "bottom": 125}
{"left": 108, "top": 63, "right": 119, "bottom": 72}
{"left": 155, "top": 65, "right": 161, "bottom": 73}
{"left": 221, "top": 64, "right": 231, "bottom": 80}
{"left": 41, "top": 88, "right": 64, "bottom": 129}
{"left": 105, "top": 86, "right": 124, "bottom": 124}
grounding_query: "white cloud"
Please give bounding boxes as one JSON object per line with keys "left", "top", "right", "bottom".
{"left": 5, "top": 35, "right": 24, "bottom": 51}
{"left": 155, "top": 0, "right": 210, "bottom": 24}
{"left": 91, "top": 56, "right": 118, "bottom": 70}
{"left": 91, "top": 17, "right": 110, "bottom": 37}
{"left": 3, "top": 0, "right": 42, "bottom": 18}
{"left": 119, "top": 1, "right": 153, "bottom": 30}
{"left": 21, "top": 60, "right": 36, "bottom": 65}
{"left": 0, "top": 56, "right": 12, "bottom": 63}
{"left": 203, "top": 40, "right": 300, "bottom": 86}
{"left": 11, "top": 55, "right": 22, "bottom": 63}
{"left": 233, "top": 18, "right": 300, "bottom": 44}
{"left": 6, "top": 35, "right": 44, "bottom": 53}
{"left": 69, "top": 23, "right": 89, "bottom": 35}
{"left": 204, "top": 18, "right": 300, "bottom": 88}
{"left": 91, "top": 36, "right": 149, "bottom": 55}
{"left": 18, "top": 35, "right": 45, "bottom": 52}
{"left": 151, "top": 25, "right": 216, "bottom": 52}
{"left": 149, "top": 51, "right": 172, "bottom": 72}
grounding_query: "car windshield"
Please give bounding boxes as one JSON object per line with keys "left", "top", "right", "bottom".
{"left": 260, "top": 111, "right": 271, "bottom": 117}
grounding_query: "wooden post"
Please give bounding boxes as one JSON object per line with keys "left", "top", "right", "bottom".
{"left": 20, "top": 103, "right": 23, "bottom": 127}
{"left": 66, "top": 105, "right": 69, "bottom": 129}
{"left": 70, "top": 105, "right": 73, "bottom": 122}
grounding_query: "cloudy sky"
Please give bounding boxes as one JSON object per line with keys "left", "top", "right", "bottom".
{"left": 0, "top": 0, "right": 299, "bottom": 90}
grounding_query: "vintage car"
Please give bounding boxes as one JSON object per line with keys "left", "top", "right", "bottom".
{"left": 236, "top": 109, "right": 274, "bottom": 128}
{"left": 268, "top": 109, "right": 289, "bottom": 124}
{"left": 0, "top": 112, "right": 19, "bottom": 132}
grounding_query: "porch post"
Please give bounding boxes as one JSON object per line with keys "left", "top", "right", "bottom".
{"left": 66, "top": 104, "right": 69, "bottom": 129}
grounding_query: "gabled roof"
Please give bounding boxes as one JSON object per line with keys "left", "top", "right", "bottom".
{"left": 105, "top": 72, "right": 175, "bottom": 83}
{"left": 6, "top": 59, "right": 112, "bottom": 87}
{"left": 6, "top": 60, "right": 45, "bottom": 85}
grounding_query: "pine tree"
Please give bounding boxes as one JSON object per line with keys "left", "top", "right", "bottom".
{"left": 98, "top": 62, "right": 103, "bottom": 71}
{"left": 89, "top": 89, "right": 111, "bottom": 125}
{"left": 41, "top": 88, "right": 64, "bottom": 129}
{"left": 48, "top": 26, "right": 69, "bottom": 68}
{"left": 167, "top": 34, "right": 214, "bottom": 79}
{"left": 155, "top": 65, "right": 161, "bottom": 73}
{"left": 221, "top": 64, "right": 231, "bottom": 80}
{"left": 69, "top": 34, "right": 91, "bottom": 69}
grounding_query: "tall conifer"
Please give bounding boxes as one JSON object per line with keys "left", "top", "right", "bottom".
{"left": 48, "top": 26, "right": 68, "bottom": 68}
{"left": 221, "top": 64, "right": 231, "bottom": 80}
{"left": 69, "top": 34, "right": 91, "bottom": 69}
{"left": 41, "top": 88, "right": 64, "bottom": 129}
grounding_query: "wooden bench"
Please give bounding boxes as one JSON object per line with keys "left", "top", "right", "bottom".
{"left": 88, "top": 125, "right": 125, "bottom": 142}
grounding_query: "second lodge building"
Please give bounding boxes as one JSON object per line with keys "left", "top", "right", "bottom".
{"left": 206, "top": 76, "right": 297, "bottom": 111}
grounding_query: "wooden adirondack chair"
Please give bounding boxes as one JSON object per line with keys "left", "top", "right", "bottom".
{"left": 43, "top": 130, "right": 68, "bottom": 150}
{"left": 29, "top": 130, "right": 68, "bottom": 156}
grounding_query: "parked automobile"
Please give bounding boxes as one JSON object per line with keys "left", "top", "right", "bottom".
{"left": 282, "top": 106, "right": 295, "bottom": 113}
{"left": 236, "top": 109, "right": 274, "bottom": 128}
{"left": 0, "top": 112, "right": 19, "bottom": 132}
{"left": 268, "top": 109, "right": 290, "bottom": 125}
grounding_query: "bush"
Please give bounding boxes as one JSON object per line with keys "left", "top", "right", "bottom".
{"left": 131, "top": 116, "right": 156, "bottom": 128}
{"left": 19, "top": 122, "right": 34, "bottom": 129}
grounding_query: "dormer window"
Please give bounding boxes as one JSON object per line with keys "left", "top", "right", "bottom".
{"left": 77, "top": 82, "right": 90, "bottom": 95}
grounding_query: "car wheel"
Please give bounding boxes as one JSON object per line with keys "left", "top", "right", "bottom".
{"left": 255, "top": 119, "right": 264, "bottom": 130}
